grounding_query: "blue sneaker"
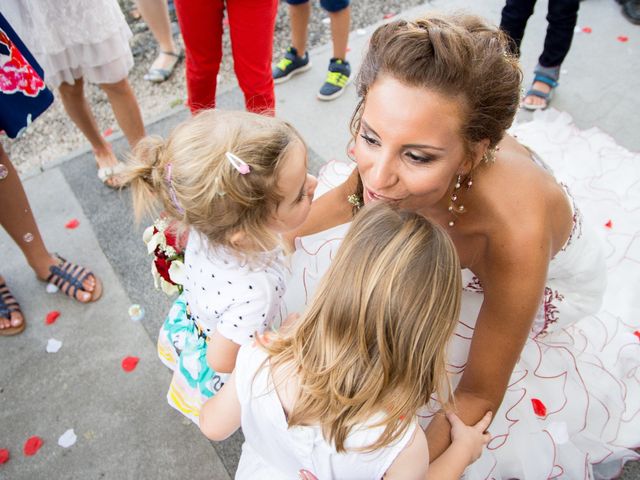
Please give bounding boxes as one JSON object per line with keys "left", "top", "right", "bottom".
{"left": 317, "top": 58, "right": 351, "bottom": 101}
{"left": 272, "top": 47, "right": 312, "bottom": 84}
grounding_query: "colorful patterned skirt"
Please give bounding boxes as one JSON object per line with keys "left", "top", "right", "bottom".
{"left": 157, "top": 295, "right": 227, "bottom": 424}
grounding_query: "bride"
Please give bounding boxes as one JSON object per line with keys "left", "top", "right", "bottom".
{"left": 285, "top": 12, "right": 640, "bottom": 479}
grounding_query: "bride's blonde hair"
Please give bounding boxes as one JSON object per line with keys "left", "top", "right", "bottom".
{"left": 263, "top": 202, "right": 461, "bottom": 452}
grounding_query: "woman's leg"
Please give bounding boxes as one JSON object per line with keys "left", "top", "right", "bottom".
{"left": 99, "top": 78, "right": 145, "bottom": 149}
{"left": 0, "top": 144, "right": 97, "bottom": 313}
{"left": 58, "top": 78, "right": 121, "bottom": 186}
{"left": 173, "top": 0, "right": 224, "bottom": 112}
{"left": 135, "top": 0, "right": 180, "bottom": 71}
{"left": 227, "top": 0, "right": 278, "bottom": 114}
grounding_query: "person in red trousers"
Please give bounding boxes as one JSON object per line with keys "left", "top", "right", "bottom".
{"left": 174, "top": 0, "right": 278, "bottom": 115}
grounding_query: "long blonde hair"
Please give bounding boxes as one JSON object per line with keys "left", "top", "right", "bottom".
{"left": 122, "top": 109, "right": 304, "bottom": 256}
{"left": 263, "top": 202, "right": 461, "bottom": 452}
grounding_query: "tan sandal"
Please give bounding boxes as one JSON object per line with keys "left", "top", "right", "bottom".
{"left": 97, "top": 162, "right": 126, "bottom": 189}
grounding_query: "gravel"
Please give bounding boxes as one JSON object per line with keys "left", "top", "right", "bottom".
{"left": 5, "top": 0, "right": 427, "bottom": 177}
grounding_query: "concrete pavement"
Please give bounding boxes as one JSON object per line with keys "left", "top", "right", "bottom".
{"left": 1, "top": 0, "right": 638, "bottom": 478}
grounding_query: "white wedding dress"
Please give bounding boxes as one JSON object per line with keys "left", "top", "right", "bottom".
{"left": 283, "top": 109, "right": 640, "bottom": 479}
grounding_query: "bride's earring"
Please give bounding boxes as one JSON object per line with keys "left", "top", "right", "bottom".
{"left": 448, "top": 173, "right": 473, "bottom": 227}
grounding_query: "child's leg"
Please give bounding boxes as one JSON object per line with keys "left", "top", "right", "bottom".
{"left": 57, "top": 79, "right": 121, "bottom": 186}
{"left": 173, "top": 0, "right": 224, "bottom": 112}
{"left": 288, "top": 0, "right": 311, "bottom": 57}
{"left": 499, "top": 0, "right": 538, "bottom": 55}
{"left": 323, "top": 0, "right": 350, "bottom": 61}
{"left": 227, "top": 0, "right": 278, "bottom": 114}
{"left": 99, "top": 78, "right": 145, "bottom": 148}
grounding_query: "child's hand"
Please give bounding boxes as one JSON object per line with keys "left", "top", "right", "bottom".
{"left": 447, "top": 411, "right": 492, "bottom": 464}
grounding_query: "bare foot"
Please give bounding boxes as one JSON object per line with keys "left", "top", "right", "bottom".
{"left": 0, "top": 275, "right": 25, "bottom": 335}
{"left": 523, "top": 80, "right": 552, "bottom": 109}
{"left": 35, "top": 255, "right": 99, "bottom": 303}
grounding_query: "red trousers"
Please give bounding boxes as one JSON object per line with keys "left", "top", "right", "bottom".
{"left": 174, "top": 0, "right": 278, "bottom": 114}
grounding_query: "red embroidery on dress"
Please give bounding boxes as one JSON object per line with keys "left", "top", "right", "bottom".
{"left": 539, "top": 287, "right": 565, "bottom": 335}
{"left": 0, "top": 28, "right": 47, "bottom": 97}
{"left": 463, "top": 275, "right": 483, "bottom": 293}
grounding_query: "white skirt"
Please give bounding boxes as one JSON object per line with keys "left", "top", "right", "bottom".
{"left": 3, "top": 0, "right": 133, "bottom": 88}
{"left": 283, "top": 109, "right": 640, "bottom": 479}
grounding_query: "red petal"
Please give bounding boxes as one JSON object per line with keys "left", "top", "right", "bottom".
{"left": 531, "top": 398, "right": 547, "bottom": 417}
{"left": 45, "top": 310, "right": 61, "bottom": 325}
{"left": 604, "top": 219, "right": 613, "bottom": 229}
{"left": 121, "top": 356, "right": 139, "bottom": 372}
{"left": 581, "top": 26, "right": 592, "bottom": 33}
{"left": 103, "top": 127, "right": 113, "bottom": 137}
{"left": 633, "top": 330, "right": 640, "bottom": 340}
{"left": 0, "top": 449, "right": 9, "bottom": 464}
{"left": 223, "top": 17, "right": 229, "bottom": 27}
{"left": 65, "top": 218, "right": 80, "bottom": 229}
{"left": 383, "top": 13, "right": 396, "bottom": 19}
{"left": 617, "top": 35, "right": 629, "bottom": 42}
{"left": 23, "top": 436, "right": 44, "bottom": 456}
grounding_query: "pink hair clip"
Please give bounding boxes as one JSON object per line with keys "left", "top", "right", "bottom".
{"left": 225, "top": 151, "right": 251, "bottom": 175}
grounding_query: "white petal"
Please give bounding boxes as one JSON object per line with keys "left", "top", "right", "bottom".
{"left": 46, "top": 338, "right": 63, "bottom": 353}
{"left": 546, "top": 421, "right": 569, "bottom": 445}
{"left": 58, "top": 429, "right": 77, "bottom": 448}
{"left": 168, "top": 260, "right": 186, "bottom": 285}
{"left": 142, "top": 225, "right": 155, "bottom": 244}
{"left": 160, "top": 278, "right": 179, "bottom": 296}
{"left": 147, "top": 232, "right": 165, "bottom": 254}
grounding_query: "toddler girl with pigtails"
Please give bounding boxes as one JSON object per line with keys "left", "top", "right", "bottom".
{"left": 123, "top": 109, "right": 317, "bottom": 423}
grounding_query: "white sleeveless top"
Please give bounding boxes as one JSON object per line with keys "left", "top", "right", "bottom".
{"left": 234, "top": 344, "right": 418, "bottom": 480}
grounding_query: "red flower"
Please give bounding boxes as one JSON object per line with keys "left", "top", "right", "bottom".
{"left": 154, "top": 251, "right": 174, "bottom": 284}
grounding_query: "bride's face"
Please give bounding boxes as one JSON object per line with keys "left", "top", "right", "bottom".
{"left": 355, "top": 75, "right": 470, "bottom": 215}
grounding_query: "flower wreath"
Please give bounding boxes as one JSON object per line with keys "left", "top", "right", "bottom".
{"left": 142, "top": 218, "right": 187, "bottom": 296}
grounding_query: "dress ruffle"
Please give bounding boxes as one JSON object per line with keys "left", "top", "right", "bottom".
{"left": 2, "top": 0, "right": 133, "bottom": 87}
{"left": 283, "top": 109, "right": 640, "bottom": 479}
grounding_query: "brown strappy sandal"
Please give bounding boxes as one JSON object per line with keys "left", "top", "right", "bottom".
{"left": 44, "top": 256, "right": 103, "bottom": 303}
{"left": 0, "top": 280, "right": 25, "bottom": 336}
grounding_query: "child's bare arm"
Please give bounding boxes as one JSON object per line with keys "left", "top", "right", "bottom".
{"left": 199, "top": 370, "right": 241, "bottom": 441}
{"left": 426, "top": 411, "right": 492, "bottom": 479}
{"left": 206, "top": 331, "right": 241, "bottom": 373}
{"left": 383, "top": 426, "right": 429, "bottom": 480}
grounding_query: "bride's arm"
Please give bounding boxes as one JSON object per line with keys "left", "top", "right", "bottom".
{"left": 425, "top": 226, "right": 551, "bottom": 462}
{"left": 283, "top": 168, "right": 359, "bottom": 247}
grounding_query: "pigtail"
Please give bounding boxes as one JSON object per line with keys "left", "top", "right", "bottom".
{"left": 121, "top": 135, "right": 166, "bottom": 222}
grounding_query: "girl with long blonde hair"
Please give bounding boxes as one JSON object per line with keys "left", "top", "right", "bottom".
{"left": 199, "top": 202, "right": 491, "bottom": 479}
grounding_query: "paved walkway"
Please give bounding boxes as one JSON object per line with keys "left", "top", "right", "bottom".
{"left": 1, "top": 1, "right": 638, "bottom": 478}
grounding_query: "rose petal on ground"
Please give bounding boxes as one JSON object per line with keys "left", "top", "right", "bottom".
{"left": 103, "top": 127, "right": 113, "bottom": 137}
{"left": 46, "top": 338, "right": 63, "bottom": 353}
{"left": 45, "top": 283, "right": 59, "bottom": 293}
{"left": 617, "top": 35, "right": 629, "bottom": 42}
{"left": 45, "top": 310, "right": 60, "bottom": 325}
{"left": 121, "top": 356, "right": 139, "bottom": 372}
{"left": 57, "top": 429, "right": 77, "bottom": 448}
{"left": 222, "top": 17, "right": 229, "bottom": 27}
{"left": 634, "top": 330, "right": 640, "bottom": 340}
{"left": 23, "top": 436, "right": 43, "bottom": 456}
{"left": 582, "top": 26, "right": 592, "bottom": 33}
{"left": 0, "top": 449, "right": 9, "bottom": 464}
{"left": 605, "top": 219, "right": 613, "bottom": 228}
{"left": 531, "top": 398, "right": 547, "bottom": 417}
{"left": 356, "top": 28, "right": 366, "bottom": 36}
{"left": 65, "top": 218, "right": 80, "bottom": 229}
{"left": 383, "top": 13, "right": 396, "bottom": 19}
